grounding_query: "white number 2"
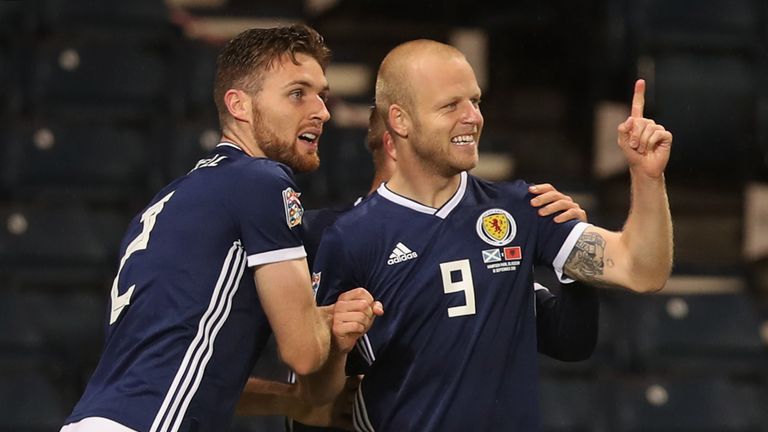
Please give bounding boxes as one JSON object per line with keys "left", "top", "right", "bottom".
{"left": 440, "top": 259, "right": 476, "bottom": 317}
{"left": 109, "top": 191, "right": 174, "bottom": 325}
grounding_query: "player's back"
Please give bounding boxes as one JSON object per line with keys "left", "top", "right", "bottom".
{"left": 66, "top": 144, "right": 299, "bottom": 432}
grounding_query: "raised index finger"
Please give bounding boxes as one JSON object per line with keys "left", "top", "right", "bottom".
{"left": 631, "top": 79, "right": 645, "bottom": 118}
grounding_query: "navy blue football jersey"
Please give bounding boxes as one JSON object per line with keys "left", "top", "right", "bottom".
{"left": 65, "top": 143, "right": 308, "bottom": 432}
{"left": 314, "top": 172, "right": 589, "bottom": 432}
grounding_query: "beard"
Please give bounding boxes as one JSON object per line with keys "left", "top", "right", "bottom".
{"left": 252, "top": 109, "right": 321, "bottom": 173}
{"left": 410, "top": 122, "right": 478, "bottom": 177}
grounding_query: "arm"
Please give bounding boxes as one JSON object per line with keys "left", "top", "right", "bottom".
{"left": 535, "top": 281, "right": 598, "bottom": 361}
{"left": 564, "top": 80, "right": 673, "bottom": 293}
{"left": 236, "top": 376, "right": 359, "bottom": 430}
{"left": 529, "top": 184, "right": 599, "bottom": 360}
{"left": 298, "top": 288, "right": 383, "bottom": 405}
{"left": 254, "top": 258, "right": 330, "bottom": 375}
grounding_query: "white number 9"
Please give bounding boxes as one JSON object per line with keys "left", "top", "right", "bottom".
{"left": 440, "top": 259, "right": 476, "bottom": 317}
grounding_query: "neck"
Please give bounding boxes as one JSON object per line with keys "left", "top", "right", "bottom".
{"left": 221, "top": 123, "right": 264, "bottom": 158}
{"left": 386, "top": 165, "right": 462, "bottom": 209}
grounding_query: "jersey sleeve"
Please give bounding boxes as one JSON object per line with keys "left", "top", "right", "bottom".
{"left": 227, "top": 163, "right": 307, "bottom": 267}
{"left": 534, "top": 209, "right": 591, "bottom": 283}
{"left": 313, "top": 225, "right": 358, "bottom": 307}
{"left": 313, "top": 225, "right": 373, "bottom": 374}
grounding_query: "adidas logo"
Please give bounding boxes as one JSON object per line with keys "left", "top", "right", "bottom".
{"left": 387, "top": 242, "right": 418, "bottom": 265}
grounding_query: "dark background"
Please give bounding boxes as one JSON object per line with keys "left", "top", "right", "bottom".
{"left": 1, "top": 0, "right": 767, "bottom": 430}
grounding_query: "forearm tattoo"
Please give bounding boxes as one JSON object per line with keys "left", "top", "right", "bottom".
{"left": 563, "top": 232, "right": 606, "bottom": 284}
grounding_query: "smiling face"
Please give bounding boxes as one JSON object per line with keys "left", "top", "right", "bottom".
{"left": 404, "top": 52, "right": 483, "bottom": 177}
{"left": 250, "top": 52, "right": 330, "bottom": 173}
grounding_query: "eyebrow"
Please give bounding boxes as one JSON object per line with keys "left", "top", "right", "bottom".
{"left": 284, "top": 79, "right": 330, "bottom": 93}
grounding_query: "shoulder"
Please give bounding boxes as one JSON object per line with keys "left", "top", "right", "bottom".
{"left": 468, "top": 174, "right": 533, "bottom": 202}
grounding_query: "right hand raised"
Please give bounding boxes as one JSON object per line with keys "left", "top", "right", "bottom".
{"left": 331, "top": 288, "right": 384, "bottom": 353}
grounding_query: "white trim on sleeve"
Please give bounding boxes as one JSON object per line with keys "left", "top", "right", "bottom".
{"left": 552, "top": 222, "right": 591, "bottom": 283}
{"left": 247, "top": 245, "right": 307, "bottom": 267}
{"left": 61, "top": 417, "right": 138, "bottom": 432}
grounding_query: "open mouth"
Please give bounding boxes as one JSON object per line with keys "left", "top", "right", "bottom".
{"left": 451, "top": 134, "right": 476, "bottom": 146}
{"left": 298, "top": 132, "right": 319, "bottom": 148}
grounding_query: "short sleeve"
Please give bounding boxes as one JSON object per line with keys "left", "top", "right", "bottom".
{"left": 227, "top": 162, "right": 307, "bottom": 267}
{"left": 535, "top": 213, "right": 591, "bottom": 282}
{"left": 313, "top": 225, "right": 358, "bottom": 307}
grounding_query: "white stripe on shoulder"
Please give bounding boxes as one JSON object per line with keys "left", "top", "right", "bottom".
{"left": 247, "top": 245, "right": 307, "bottom": 267}
{"left": 151, "top": 241, "right": 246, "bottom": 432}
{"left": 552, "top": 222, "right": 591, "bottom": 283}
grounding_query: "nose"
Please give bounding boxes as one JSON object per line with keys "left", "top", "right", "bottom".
{"left": 312, "top": 95, "right": 331, "bottom": 123}
{"left": 462, "top": 101, "right": 483, "bottom": 126}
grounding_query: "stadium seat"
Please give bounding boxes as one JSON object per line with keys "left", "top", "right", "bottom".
{"left": 613, "top": 376, "right": 767, "bottom": 432}
{"left": 0, "top": 203, "right": 126, "bottom": 287}
{"left": 651, "top": 53, "right": 756, "bottom": 186}
{"left": 628, "top": 0, "right": 760, "bottom": 52}
{"left": 27, "top": 36, "right": 173, "bottom": 120}
{"left": 0, "top": 289, "right": 45, "bottom": 362}
{"left": 624, "top": 293, "right": 768, "bottom": 374}
{"left": 174, "top": 40, "right": 220, "bottom": 118}
{"left": 165, "top": 119, "right": 221, "bottom": 181}
{"left": 538, "top": 289, "right": 633, "bottom": 374}
{"left": 1, "top": 120, "right": 156, "bottom": 204}
{"left": 18, "top": 289, "right": 107, "bottom": 384}
{"left": 0, "top": 366, "right": 72, "bottom": 432}
{"left": 539, "top": 376, "right": 611, "bottom": 432}
{"left": 36, "top": 0, "right": 174, "bottom": 36}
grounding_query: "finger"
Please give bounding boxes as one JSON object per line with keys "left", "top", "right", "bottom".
{"left": 617, "top": 116, "right": 633, "bottom": 135}
{"left": 631, "top": 79, "right": 645, "bottom": 118}
{"left": 335, "top": 299, "right": 374, "bottom": 315}
{"left": 339, "top": 287, "right": 374, "bottom": 302}
{"left": 335, "top": 310, "right": 373, "bottom": 324}
{"left": 333, "top": 320, "right": 366, "bottom": 335}
{"left": 630, "top": 118, "right": 647, "bottom": 151}
{"left": 528, "top": 183, "right": 554, "bottom": 194}
{"left": 640, "top": 121, "right": 660, "bottom": 154}
{"left": 530, "top": 191, "right": 568, "bottom": 207}
{"left": 648, "top": 128, "right": 672, "bottom": 150}
{"left": 639, "top": 119, "right": 658, "bottom": 154}
{"left": 553, "top": 208, "right": 588, "bottom": 224}
{"left": 538, "top": 200, "right": 578, "bottom": 217}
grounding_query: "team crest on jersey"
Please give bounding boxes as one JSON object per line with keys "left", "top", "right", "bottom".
{"left": 476, "top": 208, "right": 516, "bottom": 246}
{"left": 311, "top": 272, "right": 322, "bottom": 297}
{"left": 282, "top": 187, "right": 304, "bottom": 228}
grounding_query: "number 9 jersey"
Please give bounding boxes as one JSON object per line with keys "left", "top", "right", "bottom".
{"left": 314, "top": 171, "right": 589, "bottom": 432}
{"left": 64, "top": 143, "right": 307, "bottom": 432}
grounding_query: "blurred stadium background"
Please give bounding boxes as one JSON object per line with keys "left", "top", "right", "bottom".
{"left": 1, "top": 0, "right": 767, "bottom": 430}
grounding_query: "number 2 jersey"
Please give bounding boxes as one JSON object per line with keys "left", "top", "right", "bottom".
{"left": 314, "top": 171, "right": 589, "bottom": 432}
{"left": 64, "top": 143, "right": 307, "bottom": 432}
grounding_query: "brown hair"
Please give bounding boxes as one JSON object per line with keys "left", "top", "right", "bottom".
{"left": 213, "top": 24, "right": 331, "bottom": 125}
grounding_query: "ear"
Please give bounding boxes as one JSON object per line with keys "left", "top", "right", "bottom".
{"left": 382, "top": 130, "right": 396, "bottom": 161}
{"left": 223, "top": 89, "right": 252, "bottom": 122}
{"left": 388, "top": 104, "right": 409, "bottom": 138}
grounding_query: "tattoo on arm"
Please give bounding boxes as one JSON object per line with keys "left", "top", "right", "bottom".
{"left": 563, "top": 231, "right": 607, "bottom": 284}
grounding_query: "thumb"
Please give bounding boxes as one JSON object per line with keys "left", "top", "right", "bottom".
{"left": 372, "top": 301, "right": 384, "bottom": 316}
